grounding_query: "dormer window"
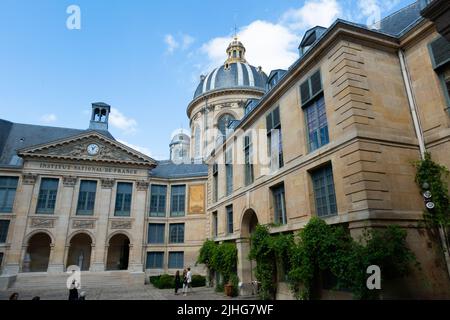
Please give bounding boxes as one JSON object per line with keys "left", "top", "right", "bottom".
{"left": 299, "top": 26, "right": 327, "bottom": 57}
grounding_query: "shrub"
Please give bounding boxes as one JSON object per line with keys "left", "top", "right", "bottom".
{"left": 149, "top": 274, "right": 175, "bottom": 289}
{"left": 191, "top": 275, "right": 206, "bottom": 288}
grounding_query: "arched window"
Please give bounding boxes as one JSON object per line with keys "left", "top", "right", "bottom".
{"left": 217, "top": 114, "right": 235, "bottom": 139}
{"left": 194, "top": 125, "right": 201, "bottom": 158}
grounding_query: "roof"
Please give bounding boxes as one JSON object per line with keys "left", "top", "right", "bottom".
{"left": 0, "top": 119, "right": 114, "bottom": 167}
{"left": 150, "top": 160, "right": 208, "bottom": 179}
{"left": 211, "top": 1, "right": 426, "bottom": 156}
{"left": 193, "top": 62, "right": 268, "bottom": 99}
{"left": 376, "top": 1, "right": 423, "bottom": 36}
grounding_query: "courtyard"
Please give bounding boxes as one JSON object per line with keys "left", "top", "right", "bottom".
{"left": 0, "top": 284, "right": 254, "bottom": 300}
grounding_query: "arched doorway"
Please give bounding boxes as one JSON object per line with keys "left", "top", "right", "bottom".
{"left": 24, "top": 233, "right": 52, "bottom": 272}
{"left": 238, "top": 209, "right": 259, "bottom": 295}
{"left": 106, "top": 234, "right": 130, "bottom": 271}
{"left": 67, "top": 233, "right": 92, "bottom": 271}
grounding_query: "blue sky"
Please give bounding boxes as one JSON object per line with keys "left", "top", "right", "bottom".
{"left": 0, "top": 0, "right": 414, "bottom": 159}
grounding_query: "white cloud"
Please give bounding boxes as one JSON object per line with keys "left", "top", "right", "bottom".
{"left": 109, "top": 108, "right": 138, "bottom": 135}
{"left": 40, "top": 113, "right": 57, "bottom": 124}
{"left": 164, "top": 34, "right": 179, "bottom": 54}
{"left": 165, "top": 33, "right": 195, "bottom": 54}
{"left": 198, "top": 0, "right": 343, "bottom": 75}
{"left": 117, "top": 139, "right": 152, "bottom": 157}
{"left": 280, "top": 0, "right": 341, "bottom": 31}
{"left": 182, "top": 34, "right": 195, "bottom": 50}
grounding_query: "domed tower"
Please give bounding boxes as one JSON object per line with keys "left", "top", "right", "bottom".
{"left": 169, "top": 129, "right": 191, "bottom": 163}
{"left": 187, "top": 37, "right": 268, "bottom": 161}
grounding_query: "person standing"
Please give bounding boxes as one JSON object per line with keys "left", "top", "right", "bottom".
{"left": 182, "top": 269, "right": 187, "bottom": 296}
{"left": 174, "top": 270, "right": 181, "bottom": 295}
{"left": 68, "top": 280, "right": 79, "bottom": 301}
{"left": 186, "top": 267, "right": 192, "bottom": 296}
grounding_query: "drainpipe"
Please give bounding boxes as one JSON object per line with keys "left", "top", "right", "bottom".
{"left": 398, "top": 49, "right": 426, "bottom": 159}
{"left": 398, "top": 49, "right": 450, "bottom": 279}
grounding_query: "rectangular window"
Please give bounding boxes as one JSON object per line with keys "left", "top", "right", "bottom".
{"left": 146, "top": 252, "right": 164, "bottom": 269}
{"left": 429, "top": 36, "right": 450, "bottom": 110}
{"left": 226, "top": 205, "right": 233, "bottom": 234}
{"left": 225, "top": 149, "right": 233, "bottom": 196}
{"left": 311, "top": 164, "right": 337, "bottom": 217}
{"left": 0, "top": 220, "right": 10, "bottom": 243}
{"left": 266, "top": 107, "right": 284, "bottom": 171}
{"left": 36, "top": 178, "right": 59, "bottom": 214}
{"left": 76, "top": 180, "right": 97, "bottom": 216}
{"left": 0, "top": 176, "right": 19, "bottom": 213}
{"left": 271, "top": 184, "right": 287, "bottom": 225}
{"left": 169, "top": 223, "right": 185, "bottom": 243}
{"left": 244, "top": 135, "right": 254, "bottom": 186}
{"left": 212, "top": 211, "right": 218, "bottom": 237}
{"left": 168, "top": 252, "right": 184, "bottom": 269}
{"left": 305, "top": 96, "right": 329, "bottom": 151}
{"left": 115, "top": 182, "right": 133, "bottom": 216}
{"left": 213, "top": 164, "right": 218, "bottom": 203}
{"left": 148, "top": 223, "right": 165, "bottom": 244}
{"left": 170, "top": 185, "right": 186, "bottom": 216}
{"left": 150, "top": 185, "right": 167, "bottom": 217}
{"left": 300, "top": 70, "right": 323, "bottom": 106}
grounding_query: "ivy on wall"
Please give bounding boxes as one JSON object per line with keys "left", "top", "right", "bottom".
{"left": 197, "top": 240, "right": 238, "bottom": 296}
{"left": 250, "top": 217, "right": 418, "bottom": 300}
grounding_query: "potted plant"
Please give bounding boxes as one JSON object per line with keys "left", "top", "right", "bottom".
{"left": 224, "top": 281, "right": 233, "bottom": 297}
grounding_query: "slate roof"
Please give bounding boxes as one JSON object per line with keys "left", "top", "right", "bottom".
{"left": 377, "top": 1, "right": 423, "bottom": 36}
{"left": 150, "top": 160, "right": 208, "bottom": 179}
{"left": 0, "top": 119, "right": 114, "bottom": 167}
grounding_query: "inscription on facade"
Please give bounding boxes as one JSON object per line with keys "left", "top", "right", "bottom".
{"left": 30, "top": 218, "right": 54, "bottom": 228}
{"left": 39, "top": 163, "right": 139, "bottom": 175}
{"left": 111, "top": 221, "right": 132, "bottom": 229}
{"left": 72, "top": 220, "right": 95, "bottom": 229}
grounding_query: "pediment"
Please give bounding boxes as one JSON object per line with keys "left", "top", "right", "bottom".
{"left": 17, "top": 131, "right": 156, "bottom": 167}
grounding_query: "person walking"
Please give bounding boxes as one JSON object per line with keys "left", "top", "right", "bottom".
{"left": 174, "top": 270, "right": 181, "bottom": 295}
{"left": 182, "top": 268, "right": 188, "bottom": 296}
{"left": 9, "top": 292, "right": 19, "bottom": 300}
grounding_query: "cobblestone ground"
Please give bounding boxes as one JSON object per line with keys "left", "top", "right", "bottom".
{"left": 0, "top": 285, "right": 257, "bottom": 301}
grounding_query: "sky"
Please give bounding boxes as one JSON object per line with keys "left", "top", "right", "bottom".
{"left": 0, "top": 0, "right": 415, "bottom": 160}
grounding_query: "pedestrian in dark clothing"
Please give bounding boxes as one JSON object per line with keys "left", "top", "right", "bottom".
{"left": 68, "top": 280, "right": 79, "bottom": 301}
{"left": 9, "top": 293, "right": 19, "bottom": 300}
{"left": 174, "top": 270, "right": 181, "bottom": 295}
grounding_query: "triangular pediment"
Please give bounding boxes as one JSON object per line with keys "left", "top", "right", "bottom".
{"left": 17, "top": 131, "right": 156, "bottom": 167}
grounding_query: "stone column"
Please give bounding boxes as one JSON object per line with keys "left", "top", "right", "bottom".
{"left": 47, "top": 176, "right": 77, "bottom": 273}
{"left": 90, "top": 178, "right": 114, "bottom": 272}
{"left": 128, "top": 181, "right": 148, "bottom": 272}
{"left": 236, "top": 238, "right": 254, "bottom": 296}
{"left": 3, "top": 174, "right": 37, "bottom": 275}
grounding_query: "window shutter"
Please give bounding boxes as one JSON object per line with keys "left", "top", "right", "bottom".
{"left": 300, "top": 80, "right": 311, "bottom": 105}
{"left": 310, "top": 71, "right": 322, "bottom": 97}
{"left": 273, "top": 107, "right": 280, "bottom": 127}
{"left": 430, "top": 36, "right": 450, "bottom": 69}
{"left": 266, "top": 112, "right": 273, "bottom": 132}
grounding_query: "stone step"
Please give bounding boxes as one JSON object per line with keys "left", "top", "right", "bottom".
{"left": 10, "top": 272, "right": 145, "bottom": 290}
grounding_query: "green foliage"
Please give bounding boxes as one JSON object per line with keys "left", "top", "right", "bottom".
{"left": 250, "top": 218, "right": 417, "bottom": 300}
{"left": 191, "top": 275, "right": 206, "bottom": 287}
{"left": 150, "top": 274, "right": 207, "bottom": 289}
{"left": 289, "top": 218, "right": 417, "bottom": 300}
{"left": 414, "top": 152, "right": 450, "bottom": 228}
{"left": 229, "top": 274, "right": 240, "bottom": 297}
{"left": 249, "top": 225, "right": 294, "bottom": 300}
{"left": 197, "top": 240, "right": 238, "bottom": 291}
{"left": 150, "top": 274, "right": 175, "bottom": 289}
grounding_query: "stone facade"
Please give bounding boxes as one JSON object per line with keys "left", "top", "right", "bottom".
{"left": 206, "top": 19, "right": 450, "bottom": 298}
